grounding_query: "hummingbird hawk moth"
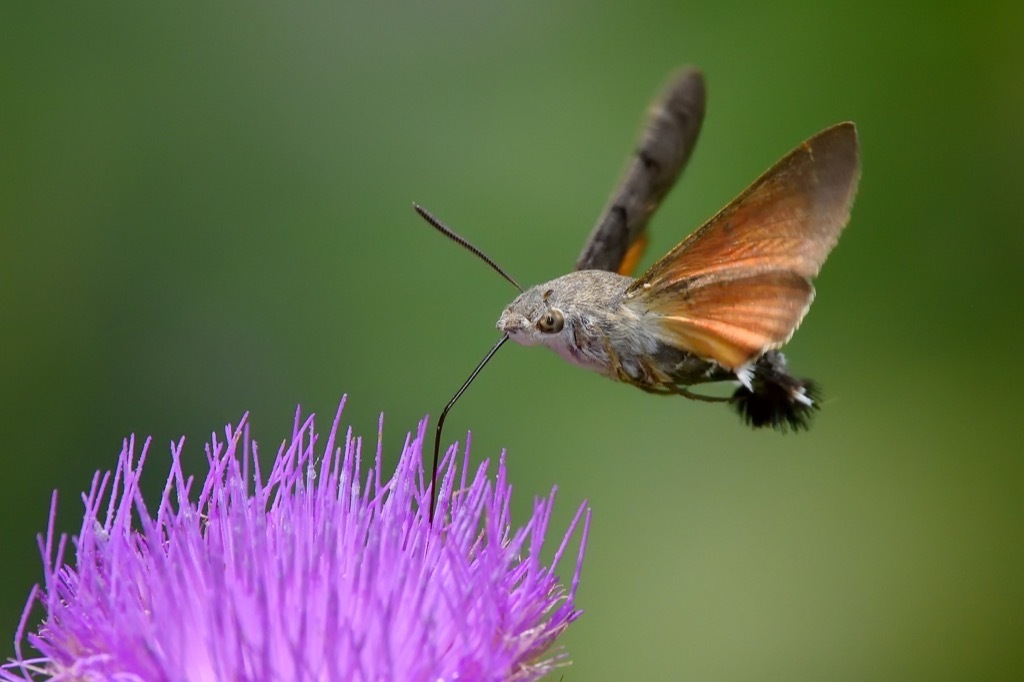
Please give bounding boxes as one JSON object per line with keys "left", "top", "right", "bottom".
{"left": 416, "top": 67, "right": 860, "bottom": 520}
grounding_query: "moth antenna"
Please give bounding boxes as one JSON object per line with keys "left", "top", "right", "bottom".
{"left": 430, "top": 334, "right": 510, "bottom": 523}
{"left": 413, "top": 203, "right": 523, "bottom": 292}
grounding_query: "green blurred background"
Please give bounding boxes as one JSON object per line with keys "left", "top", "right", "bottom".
{"left": 2, "top": 2, "right": 1021, "bottom": 679}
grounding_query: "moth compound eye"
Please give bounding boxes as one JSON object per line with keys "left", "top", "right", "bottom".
{"left": 536, "top": 310, "right": 564, "bottom": 334}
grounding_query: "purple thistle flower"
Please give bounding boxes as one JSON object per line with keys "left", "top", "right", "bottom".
{"left": 3, "top": 398, "right": 590, "bottom": 681}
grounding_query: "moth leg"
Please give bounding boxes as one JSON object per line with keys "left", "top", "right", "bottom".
{"left": 596, "top": 333, "right": 732, "bottom": 404}
{"left": 620, "top": 375, "right": 675, "bottom": 396}
{"left": 669, "top": 386, "right": 731, "bottom": 404}
{"left": 599, "top": 335, "right": 671, "bottom": 394}
{"left": 636, "top": 356, "right": 732, "bottom": 403}
{"left": 600, "top": 335, "right": 631, "bottom": 382}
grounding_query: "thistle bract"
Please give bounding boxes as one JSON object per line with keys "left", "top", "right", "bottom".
{"left": 3, "top": 399, "right": 589, "bottom": 681}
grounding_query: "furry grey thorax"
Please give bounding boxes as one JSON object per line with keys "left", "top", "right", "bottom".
{"left": 496, "top": 270, "right": 728, "bottom": 389}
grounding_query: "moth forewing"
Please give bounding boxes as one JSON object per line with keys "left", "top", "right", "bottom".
{"left": 576, "top": 67, "right": 707, "bottom": 275}
{"left": 629, "top": 122, "right": 859, "bottom": 292}
{"left": 626, "top": 122, "right": 860, "bottom": 370}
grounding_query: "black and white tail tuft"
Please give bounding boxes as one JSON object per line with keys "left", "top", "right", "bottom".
{"left": 731, "top": 351, "right": 820, "bottom": 432}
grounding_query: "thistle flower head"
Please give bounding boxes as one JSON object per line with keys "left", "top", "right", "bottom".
{"left": 3, "top": 399, "right": 589, "bottom": 681}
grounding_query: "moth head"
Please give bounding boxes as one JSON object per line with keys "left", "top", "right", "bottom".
{"left": 497, "top": 286, "right": 568, "bottom": 347}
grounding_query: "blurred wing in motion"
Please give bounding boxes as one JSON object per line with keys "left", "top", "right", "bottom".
{"left": 629, "top": 122, "right": 861, "bottom": 369}
{"left": 576, "top": 67, "right": 706, "bottom": 275}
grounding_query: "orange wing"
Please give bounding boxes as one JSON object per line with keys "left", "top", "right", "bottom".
{"left": 628, "top": 122, "right": 860, "bottom": 369}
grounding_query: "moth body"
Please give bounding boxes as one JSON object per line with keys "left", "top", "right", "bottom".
{"left": 498, "top": 270, "right": 733, "bottom": 391}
